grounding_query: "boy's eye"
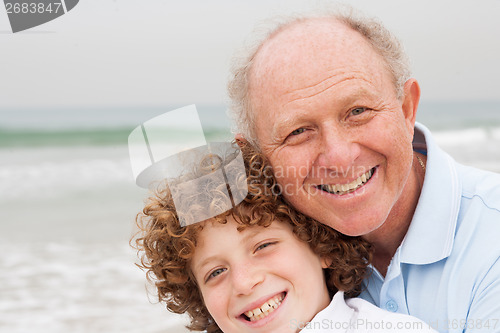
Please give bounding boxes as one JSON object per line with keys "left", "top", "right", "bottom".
{"left": 255, "top": 241, "right": 277, "bottom": 252}
{"left": 290, "top": 128, "right": 306, "bottom": 136}
{"left": 206, "top": 268, "right": 226, "bottom": 282}
{"left": 350, "top": 107, "right": 366, "bottom": 116}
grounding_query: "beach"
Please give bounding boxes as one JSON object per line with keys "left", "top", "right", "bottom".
{"left": 0, "top": 105, "right": 233, "bottom": 333}
{"left": 1, "top": 102, "right": 500, "bottom": 333}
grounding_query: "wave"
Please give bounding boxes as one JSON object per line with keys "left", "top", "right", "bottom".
{"left": 432, "top": 126, "right": 500, "bottom": 146}
{"left": 0, "top": 146, "right": 134, "bottom": 200}
{"left": 417, "top": 100, "right": 500, "bottom": 131}
{"left": 0, "top": 241, "right": 190, "bottom": 332}
{"left": 2, "top": 125, "right": 499, "bottom": 148}
{"left": 0, "top": 127, "right": 232, "bottom": 148}
{"left": 1, "top": 125, "right": 499, "bottom": 201}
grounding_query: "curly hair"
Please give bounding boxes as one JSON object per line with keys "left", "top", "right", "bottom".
{"left": 132, "top": 141, "right": 373, "bottom": 332}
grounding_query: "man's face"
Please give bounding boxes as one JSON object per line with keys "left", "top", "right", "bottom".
{"left": 248, "top": 19, "right": 417, "bottom": 236}
{"left": 191, "top": 217, "right": 330, "bottom": 333}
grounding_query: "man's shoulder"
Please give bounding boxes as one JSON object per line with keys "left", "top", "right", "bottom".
{"left": 452, "top": 164, "right": 500, "bottom": 267}
{"left": 457, "top": 163, "right": 500, "bottom": 212}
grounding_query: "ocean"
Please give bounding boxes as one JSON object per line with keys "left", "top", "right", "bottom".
{"left": 1, "top": 101, "right": 500, "bottom": 333}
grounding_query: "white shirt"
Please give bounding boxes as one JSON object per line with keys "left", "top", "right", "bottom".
{"left": 299, "top": 291, "right": 437, "bottom": 332}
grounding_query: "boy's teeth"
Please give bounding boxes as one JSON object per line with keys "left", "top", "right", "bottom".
{"left": 321, "top": 168, "right": 373, "bottom": 195}
{"left": 244, "top": 293, "right": 285, "bottom": 322}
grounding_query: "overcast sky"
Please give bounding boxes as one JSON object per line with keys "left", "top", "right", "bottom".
{"left": 1, "top": 0, "right": 499, "bottom": 110}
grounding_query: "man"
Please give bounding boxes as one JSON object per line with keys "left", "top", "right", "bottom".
{"left": 228, "top": 9, "right": 500, "bottom": 333}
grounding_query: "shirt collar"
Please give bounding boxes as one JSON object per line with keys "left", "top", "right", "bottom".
{"left": 306, "top": 291, "right": 354, "bottom": 329}
{"left": 399, "top": 122, "right": 462, "bottom": 265}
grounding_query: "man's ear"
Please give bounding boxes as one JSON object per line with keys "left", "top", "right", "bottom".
{"left": 235, "top": 133, "right": 248, "bottom": 148}
{"left": 402, "top": 78, "right": 421, "bottom": 132}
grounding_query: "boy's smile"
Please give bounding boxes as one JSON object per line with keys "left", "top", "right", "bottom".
{"left": 190, "top": 216, "right": 330, "bottom": 332}
{"left": 241, "top": 291, "right": 285, "bottom": 322}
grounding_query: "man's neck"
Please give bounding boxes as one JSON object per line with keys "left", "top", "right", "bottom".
{"left": 364, "top": 212, "right": 412, "bottom": 277}
{"left": 363, "top": 157, "right": 425, "bottom": 277}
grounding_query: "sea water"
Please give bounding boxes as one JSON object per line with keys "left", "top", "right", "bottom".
{"left": 1, "top": 102, "right": 499, "bottom": 333}
{"left": 0, "top": 105, "right": 232, "bottom": 333}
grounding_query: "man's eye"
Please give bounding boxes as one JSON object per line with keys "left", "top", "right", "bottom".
{"left": 290, "top": 128, "right": 306, "bottom": 136}
{"left": 350, "top": 107, "right": 366, "bottom": 116}
{"left": 207, "top": 268, "right": 226, "bottom": 282}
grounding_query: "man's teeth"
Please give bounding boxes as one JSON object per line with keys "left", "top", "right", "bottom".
{"left": 321, "top": 168, "right": 373, "bottom": 195}
{"left": 244, "top": 293, "right": 285, "bottom": 322}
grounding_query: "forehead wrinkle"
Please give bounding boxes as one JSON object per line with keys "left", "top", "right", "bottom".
{"left": 283, "top": 70, "right": 377, "bottom": 107}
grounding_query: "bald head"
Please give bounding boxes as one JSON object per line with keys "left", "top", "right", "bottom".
{"left": 249, "top": 18, "right": 391, "bottom": 115}
{"left": 228, "top": 10, "right": 410, "bottom": 144}
{"left": 252, "top": 18, "right": 379, "bottom": 78}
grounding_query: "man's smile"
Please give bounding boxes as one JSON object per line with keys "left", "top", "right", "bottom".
{"left": 317, "top": 167, "right": 376, "bottom": 195}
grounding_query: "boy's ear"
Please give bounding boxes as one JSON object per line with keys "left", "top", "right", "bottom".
{"left": 235, "top": 133, "right": 248, "bottom": 148}
{"left": 321, "top": 257, "right": 332, "bottom": 269}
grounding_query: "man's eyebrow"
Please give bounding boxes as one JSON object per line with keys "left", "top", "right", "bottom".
{"left": 271, "top": 87, "right": 380, "bottom": 138}
{"left": 270, "top": 113, "right": 306, "bottom": 138}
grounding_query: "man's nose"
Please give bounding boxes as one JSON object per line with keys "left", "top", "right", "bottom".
{"left": 313, "top": 125, "right": 361, "bottom": 173}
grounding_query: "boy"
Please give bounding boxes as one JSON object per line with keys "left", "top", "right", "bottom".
{"left": 133, "top": 142, "right": 436, "bottom": 333}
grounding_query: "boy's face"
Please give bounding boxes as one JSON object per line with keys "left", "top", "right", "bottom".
{"left": 190, "top": 216, "right": 331, "bottom": 333}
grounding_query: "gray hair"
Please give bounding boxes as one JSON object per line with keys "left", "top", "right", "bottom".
{"left": 227, "top": 7, "right": 411, "bottom": 145}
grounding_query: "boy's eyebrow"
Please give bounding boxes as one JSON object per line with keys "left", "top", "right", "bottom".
{"left": 193, "top": 255, "right": 218, "bottom": 277}
{"left": 193, "top": 227, "right": 264, "bottom": 275}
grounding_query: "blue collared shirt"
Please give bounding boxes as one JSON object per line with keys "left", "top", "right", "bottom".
{"left": 360, "top": 122, "right": 500, "bottom": 333}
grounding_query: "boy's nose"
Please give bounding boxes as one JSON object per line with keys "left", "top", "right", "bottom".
{"left": 232, "top": 263, "right": 265, "bottom": 296}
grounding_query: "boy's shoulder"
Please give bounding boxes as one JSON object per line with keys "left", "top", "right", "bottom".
{"left": 345, "top": 297, "right": 437, "bottom": 332}
{"left": 303, "top": 292, "right": 437, "bottom": 332}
